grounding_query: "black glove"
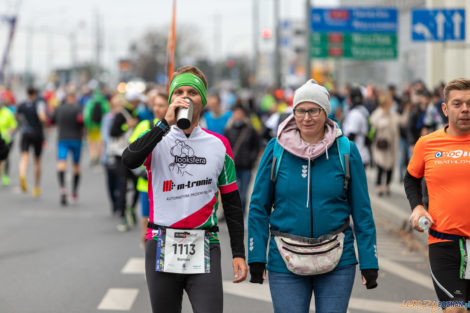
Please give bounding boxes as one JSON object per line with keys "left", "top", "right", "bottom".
{"left": 361, "top": 269, "right": 378, "bottom": 289}
{"left": 249, "top": 262, "right": 265, "bottom": 284}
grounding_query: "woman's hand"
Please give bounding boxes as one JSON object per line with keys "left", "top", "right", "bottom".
{"left": 361, "top": 269, "right": 378, "bottom": 289}
{"left": 249, "top": 262, "right": 266, "bottom": 284}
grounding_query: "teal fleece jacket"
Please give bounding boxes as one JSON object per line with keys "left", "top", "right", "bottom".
{"left": 247, "top": 136, "right": 379, "bottom": 273}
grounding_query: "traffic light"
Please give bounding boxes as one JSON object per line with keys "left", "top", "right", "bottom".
{"left": 262, "top": 28, "right": 272, "bottom": 39}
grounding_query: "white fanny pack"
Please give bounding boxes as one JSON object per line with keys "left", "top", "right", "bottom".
{"left": 271, "top": 219, "right": 349, "bottom": 276}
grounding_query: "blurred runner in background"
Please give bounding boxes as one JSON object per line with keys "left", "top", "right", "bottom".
{"left": 16, "top": 86, "right": 47, "bottom": 196}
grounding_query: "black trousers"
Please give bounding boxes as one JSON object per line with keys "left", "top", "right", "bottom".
{"left": 376, "top": 165, "right": 392, "bottom": 186}
{"left": 145, "top": 239, "right": 223, "bottom": 313}
{"left": 115, "top": 156, "right": 138, "bottom": 218}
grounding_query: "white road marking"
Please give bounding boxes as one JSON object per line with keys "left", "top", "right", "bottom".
{"left": 222, "top": 281, "right": 427, "bottom": 313}
{"left": 98, "top": 288, "right": 139, "bottom": 311}
{"left": 121, "top": 257, "right": 145, "bottom": 274}
{"left": 379, "top": 257, "right": 433, "bottom": 290}
{"left": 370, "top": 195, "right": 410, "bottom": 221}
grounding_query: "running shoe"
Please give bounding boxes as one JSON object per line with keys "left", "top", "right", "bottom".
{"left": 2, "top": 174, "right": 10, "bottom": 186}
{"left": 32, "top": 187, "right": 41, "bottom": 197}
{"left": 70, "top": 193, "right": 78, "bottom": 204}
{"left": 116, "top": 218, "right": 129, "bottom": 232}
{"left": 20, "top": 175, "right": 28, "bottom": 192}
{"left": 126, "top": 207, "right": 136, "bottom": 227}
{"left": 60, "top": 194, "right": 68, "bottom": 206}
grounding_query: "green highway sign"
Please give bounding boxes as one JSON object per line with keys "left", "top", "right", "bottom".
{"left": 311, "top": 32, "right": 397, "bottom": 59}
{"left": 310, "top": 7, "right": 398, "bottom": 60}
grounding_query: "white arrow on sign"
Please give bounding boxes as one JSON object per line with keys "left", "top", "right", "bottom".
{"left": 435, "top": 11, "right": 445, "bottom": 39}
{"left": 413, "top": 23, "right": 432, "bottom": 39}
{"left": 452, "top": 11, "right": 463, "bottom": 38}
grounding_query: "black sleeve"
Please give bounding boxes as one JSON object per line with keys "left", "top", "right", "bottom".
{"left": 122, "top": 119, "right": 170, "bottom": 169}
{"left": 221, "top": 190, "right": 245, "bottom": 259}
{"left": 110, "top": 112, "right": 126, "bottom": 137}
{"left": 404, "top": 170, "right": 423, "bottom": 211}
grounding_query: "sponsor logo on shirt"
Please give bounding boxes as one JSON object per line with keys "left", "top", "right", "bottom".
{"left": 435, "top": 150, "right": 469, "bottom": 159}
{"left": 169, "top": 140, "right": 207, "bottom": 176}
{"left": 163, "top": 180, "right": 175, "bottom": 192}
{"left": 163, "top": 178, "right": 212, "bottom": 192}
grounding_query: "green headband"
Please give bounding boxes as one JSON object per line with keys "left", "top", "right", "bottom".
{"left": 168, "top": 73, "right": 207, "bottom": 106}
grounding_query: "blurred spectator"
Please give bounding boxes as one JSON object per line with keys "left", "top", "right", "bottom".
{"left": 370, "top": 92, "right": 409, "bottom": 196}
{"left": 200, "top": 94, "right": 232, "bottom": 134}
{"left": 407, "top": 89, "right": 430, "bottom": 150}
{"left": 342, "top": 86, "right": 370, "bottom": 168}
{"left": 101, "top": 94, "right": 125, "bottom": 216}
{"left": 224, "top": 104, "right": 260, "bottom": 214}
{"left": 260, "top": 87, "right": 276, "bottom": 116}
{"left": 388, "top": 84, "right": 402, "bottom": 109}
{"left": 397, "top": 95, "right": 411, "bottom": 182}
{"left": 78, "top": 84, "right": 93, "bottom": 109}
{"left": 0, "top": 97, "right": 17, "bottom": 185}
{"left": 135, "top": 90, "right": 153, "bottom": 122}
{"left": 83, "top": 87, "right": 110, "bottom": 166}
{"left": 328, "top": 83, "right": 345, "bottom": 123}
{"left": 110, "top": 91, "right": 140, "bottom": 232}
{"left": 365, "top": 86, "right": 380, "bottom": 114}
{"left": 432, "top": 86, "right": 447, "bottom": 125}
{"left": 0, "top": 88, "right": 16, "bottom": 112}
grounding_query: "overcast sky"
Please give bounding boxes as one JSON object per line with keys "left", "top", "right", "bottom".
{"left": 0, "top": 0, "right": 338, "bottom": 79}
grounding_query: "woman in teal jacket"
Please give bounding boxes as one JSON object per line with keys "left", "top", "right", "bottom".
{"left": 248, "top": 80, "right": 379, "bottom": 313}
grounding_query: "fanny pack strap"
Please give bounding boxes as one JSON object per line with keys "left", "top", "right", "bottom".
{"left": 147, "top": 222, "right": 219, "bottom": 233}
{"left": 270, "top": 218, "right": 349, "bottom": 244}
{"left": 429, "top": 228, "right": 465, "bottom": 241}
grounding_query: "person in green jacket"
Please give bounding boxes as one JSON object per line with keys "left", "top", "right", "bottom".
{"left": 0, "top": 102, "right": 17, "bottom": 185}
{"left": 83, "top": 87, "right": 110, "bottom": 166}
{"left": 128, "top": 89, "right": 169, "bottom": 247}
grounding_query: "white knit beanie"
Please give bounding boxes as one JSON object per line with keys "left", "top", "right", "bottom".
{"left": 292, "top": 79, "right": 331, "bottom": 116}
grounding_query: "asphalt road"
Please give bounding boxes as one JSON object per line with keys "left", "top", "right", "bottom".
{"left": 0, "top": 130, "right": 438, "bottom": 313}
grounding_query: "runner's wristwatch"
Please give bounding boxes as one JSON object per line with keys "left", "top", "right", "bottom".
{"left": 156, "top": 119, "right": 170, "bottom": 135}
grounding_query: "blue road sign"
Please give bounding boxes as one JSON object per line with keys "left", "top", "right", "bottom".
{"left": 412, "top": 9, "right": 466, "bottom": 41}
{"left": 311, "top": 8, "right": 398, "bottom": 33}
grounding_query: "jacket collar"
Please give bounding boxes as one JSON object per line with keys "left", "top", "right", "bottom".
{"left": 277, "top": 114, "right": 342, "bottom": 160}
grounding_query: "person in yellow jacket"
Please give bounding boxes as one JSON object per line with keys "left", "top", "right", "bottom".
{"left": 128, "top": 90, "right": 169, "bottom": 247}
{"left": 0, "top": 101, "right": 18, "bottom": 185}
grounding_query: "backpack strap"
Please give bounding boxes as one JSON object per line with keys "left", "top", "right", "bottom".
{"left": 336, "top": 136, "right": 351, "bottom": 190}
{"left": 270, "top": 139, "right": 284, "bottom": 183}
